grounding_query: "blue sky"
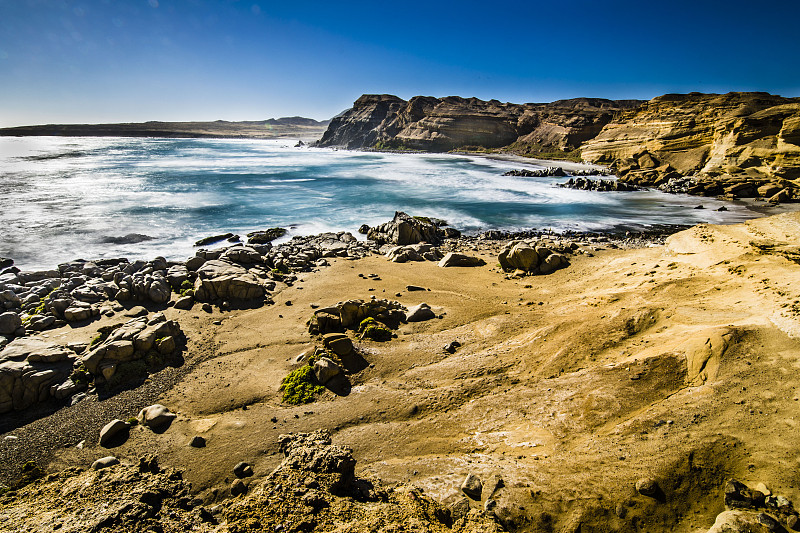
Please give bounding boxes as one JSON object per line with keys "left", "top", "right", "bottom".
{"left": 1, "top": 0, "right": 798, "bottom": 126}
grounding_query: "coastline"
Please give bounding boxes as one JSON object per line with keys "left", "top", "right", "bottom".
{"left": 4, "top": 210, "right": 800, "bottom": 532}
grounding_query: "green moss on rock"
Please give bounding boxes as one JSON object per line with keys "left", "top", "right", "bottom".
{"left": 279, "top": 365, "right": 324, "bottom": 405}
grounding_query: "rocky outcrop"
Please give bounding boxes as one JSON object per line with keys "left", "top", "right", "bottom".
{"left": 317, "top": 94, "right": 642, "bottom": 153}
{"left": 223, "top": 430, "right": 501, "bottom": 533}
{"left": 80, "top": 315, "right": 183, "bottom": 376}
{"left": 498, "top": 239, "right": 574, "bottom": 275}
{"left": 0, "top": 337, "right": 79, "bottom": 413}
{"left": 308, "top": 299, "right": 407, "bottom": 334}
{"left": 0, "top": 455, "right": 214, "bottom": 532}
{"left": 581, "top": 92, "right": 800, "bottom": 192}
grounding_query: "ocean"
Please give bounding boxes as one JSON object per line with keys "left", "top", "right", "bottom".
{"left": 0, "top": 136, "right": 765, "bottom": 270}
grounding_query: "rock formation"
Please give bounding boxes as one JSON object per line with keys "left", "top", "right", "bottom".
{"left": 317, "top": 94, "right": 642, "bottom": 153}
{"left": 318, "top": 91, "right": 800, "bottom": 199}
{"left": 581, "top": 92, "right": 800, "bottom": 192}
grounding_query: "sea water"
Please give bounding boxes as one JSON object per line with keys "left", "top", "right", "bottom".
{"left": 0, "top": 136, "right": 764, "bottom": 270}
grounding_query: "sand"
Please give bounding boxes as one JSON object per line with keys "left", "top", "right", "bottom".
{"left": 5, "top": 212, "right": 800, "bottom": 532}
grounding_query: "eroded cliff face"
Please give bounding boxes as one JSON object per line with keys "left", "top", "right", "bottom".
{"left": 581, "top": 92, "right": 800, "bottom": 191}
{"left": 316, "top": 94, "right": 642, "bottom": 154}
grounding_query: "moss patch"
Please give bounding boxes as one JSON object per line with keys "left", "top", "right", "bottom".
{"left": 358, "top": 317, "right": 393, "bottom": 341}
{"left": 279, "top": 365, "right": 324, "bottom": 405}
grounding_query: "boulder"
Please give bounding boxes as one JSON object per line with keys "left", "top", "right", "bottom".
{"left": 313, "top": 357, "right": 342, "bottom": 385}
{"left": 233, "top": 462, "right": 254, "bottom": 478}
{"left": 406, "top": 303, "right": 436, "bottom": 322}
{"left": 174, "top": 295, "right": 194, "bottom": 310}
{"left": 91, "top": 456, "right": 120, "bottom": 470}
{"left": 221, "top": 246, "right": 262, "bottom": 264}
{"left": 367, "top": 212, "right": 440, "bottom": 245}
{"left": 437, "top": 252, "right": 485, "bottom": 268}
{"left": 0, "top": 312, "right": 22, "bottom": 335}
{"left": 461, "top": 473, "right": 482, "bottom": 500}
{"left": 0, "top": 338, "right": 76, "bottom": 413}
{"left": 635, "top": 477, "right": 661, "bottom": 498}
{"left": 322, "top": 333, "right": 353, "bottom": 356}
{"left": 499, "top": 242, "right": 539, "bottom": 272}
{"left": 194, "top": 260, "right": 265, "bottom": 301}
{"left": 138, "top": 404, "right": 177, "bottom": 429}
{"left": 99, "top": 419, "right": 130, "bottom": 447}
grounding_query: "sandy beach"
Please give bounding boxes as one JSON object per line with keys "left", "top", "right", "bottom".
{"left": 3, "top": 209, "right": 800, "bottom": 532}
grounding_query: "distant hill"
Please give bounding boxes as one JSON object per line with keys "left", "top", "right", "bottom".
{"left": 0, "top": 117, "right": 331, "bottom": 139}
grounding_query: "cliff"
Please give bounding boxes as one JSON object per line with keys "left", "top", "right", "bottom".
{"left": 581, "top": 92, "right": 800, "bottom": 193}
{"left": 316, "top": 94, "right": 643, "bottom": 155}
{"left": 319, "top": 92, "right": 800, "bottom": 198}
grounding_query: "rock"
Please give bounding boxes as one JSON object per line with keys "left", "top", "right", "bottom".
{"left": 499, "top": 242, "right": 539, "bottom": 272}
{"left": 317, "top": 94, "right": 638, "bottom": 155}
{"left": 186, "top": 256, "right": 206, "bottom": 271}
{"left": 582, "top": 92, "right": 800, "bottom": 187}
{"left": 166, "top": 265, "right": 189, "bottom": 290}
{"left": 221, "top": 246, "right": 262, "bottom": 264}
{"left": 157, "top": 335, "right": 176, "bottom": 355}
{"left": 461, "top": 473, "right": 482, "bottom": 500}
{"left": 367, "top": 212, "right": 441, "bottom": 245}
{"left": 437, "top": 252, "right": 485, "bottom": 268}
{"left": 247, "top": 228, "right": 286, "bottom": 244}
{"left": 322, "top": 332, "right": 353, "bottom": 356}
{"left": 124, "top": 306, "right": 148, "bottom": 317}
{"left": 174, "top": 295, "right": 194, "bottom": 310}
{"left": 91, "top": 456, "right": 120, "bottom": 470}
{"left": 725, "top": 479, "right": 767, "bottom": 509}
{"left": 195, "top": 233, "right": 235, "bottom": 247}
{"left": 138, "top": 404, "right": 177, "bottom": 429}
{"left": 99, "top": 419, "right": 130, "bottom": 447}
{"left": 758, "top": 184, "right": 783, "bottom": 198}
{"left": 444, "top": 341, "right": 461, "bottom": 353}
{"left": 357, "top": 224, "right": 370, "bottom": 234}
{"left": 406, "top": 285, "right": 427, "bottom": 291}
{"left": 147, "top": 277, "right": 171, "bottom": 303}
{"left": 0, "top": 337, "right": 76, "bottom": 413}
{"left": 63, "top": 306, "right": 95, "bottom": 322}
{"left": 189, "top": 436, "right": 206, "bottom": 448}
{"left": 0, "top": 312, "right": 21, "bottom": 335}
{"left": 449, "top": 497, "right": 472, "bottom": 521}
{"left": 27, "top": 315, "right": 56, "bottom": 331}
{"left": 233, "top": 462, "right": 254, "bottom": 478}
{"left": 313, "top": 357, "right": 342, "bottom": 385}
{"left": 194, "top": 260, "right": 265, "bottom": 301}
{"left": 230, "top": 478, "right": 247, "bottom": 496}
{"left": 406, "top": 303, "right": 436, "bottom": 322}
{"left": 770, "top": 188, "right": 792, "bottom": 203}
{"left": 635, "top": 477, "right": 661, "bottom": 498}
{"left": 706, "top": 510, "right": 787, "bottom": 533}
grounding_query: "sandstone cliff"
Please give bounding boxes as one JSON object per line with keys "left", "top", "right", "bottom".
{"left": 581, "top": 92, "right": 800, "bottom": 194}
{"left": 319, "top": 92, "right": 800, "bottom": 198}
{"left": 316, "top": 94, "right": 642, "bottom": 154}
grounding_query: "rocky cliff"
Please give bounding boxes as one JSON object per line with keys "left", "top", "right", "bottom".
{"left": 581, "top": 92, "right": 800, "bottom": 194}
{"left": 319, "top": 92, "right": 800, "bottom": 198}
{"left": 316, "top": 94, "right": 642, "bottom": 154}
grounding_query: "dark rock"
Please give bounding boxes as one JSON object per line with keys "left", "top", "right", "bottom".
{"left": 189, "top": 436, "right": 206, "bottom": 448}
{"left": 194, "top": 233, "right": 235, "bottom": 247}
{"left": 247, "top": 228, "right": 286, "bottom": 244}
{"left": 233, "top": 462, "right": 254, "bottom": 478}
{"left": 635, "top": 477, "right": 660, "bottom": 498}
{"left": 461, "top": 473, "right": 482, "bottom": 500}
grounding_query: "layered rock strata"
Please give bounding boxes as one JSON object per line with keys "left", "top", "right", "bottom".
{"left": 317, "top": 94, "right": 642, "bottom": 153}
{"left": 581, "top": 92, "right": 800, "bottom": 193}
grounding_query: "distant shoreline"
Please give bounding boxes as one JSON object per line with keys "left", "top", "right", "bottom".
{"left": 0, "top": 117, "right": 329, "bottom": 141}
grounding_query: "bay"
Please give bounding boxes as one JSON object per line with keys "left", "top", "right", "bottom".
{"left": 0, "top": 136, "right": 763, "bottom": 270}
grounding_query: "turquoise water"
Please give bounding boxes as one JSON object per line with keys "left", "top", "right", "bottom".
{"left": 0, "top": 136, "right": 759, "bottom": 270}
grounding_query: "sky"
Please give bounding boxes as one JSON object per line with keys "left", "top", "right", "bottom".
{"left": 1, "top": 0, "right": 799, "bottom": 127}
